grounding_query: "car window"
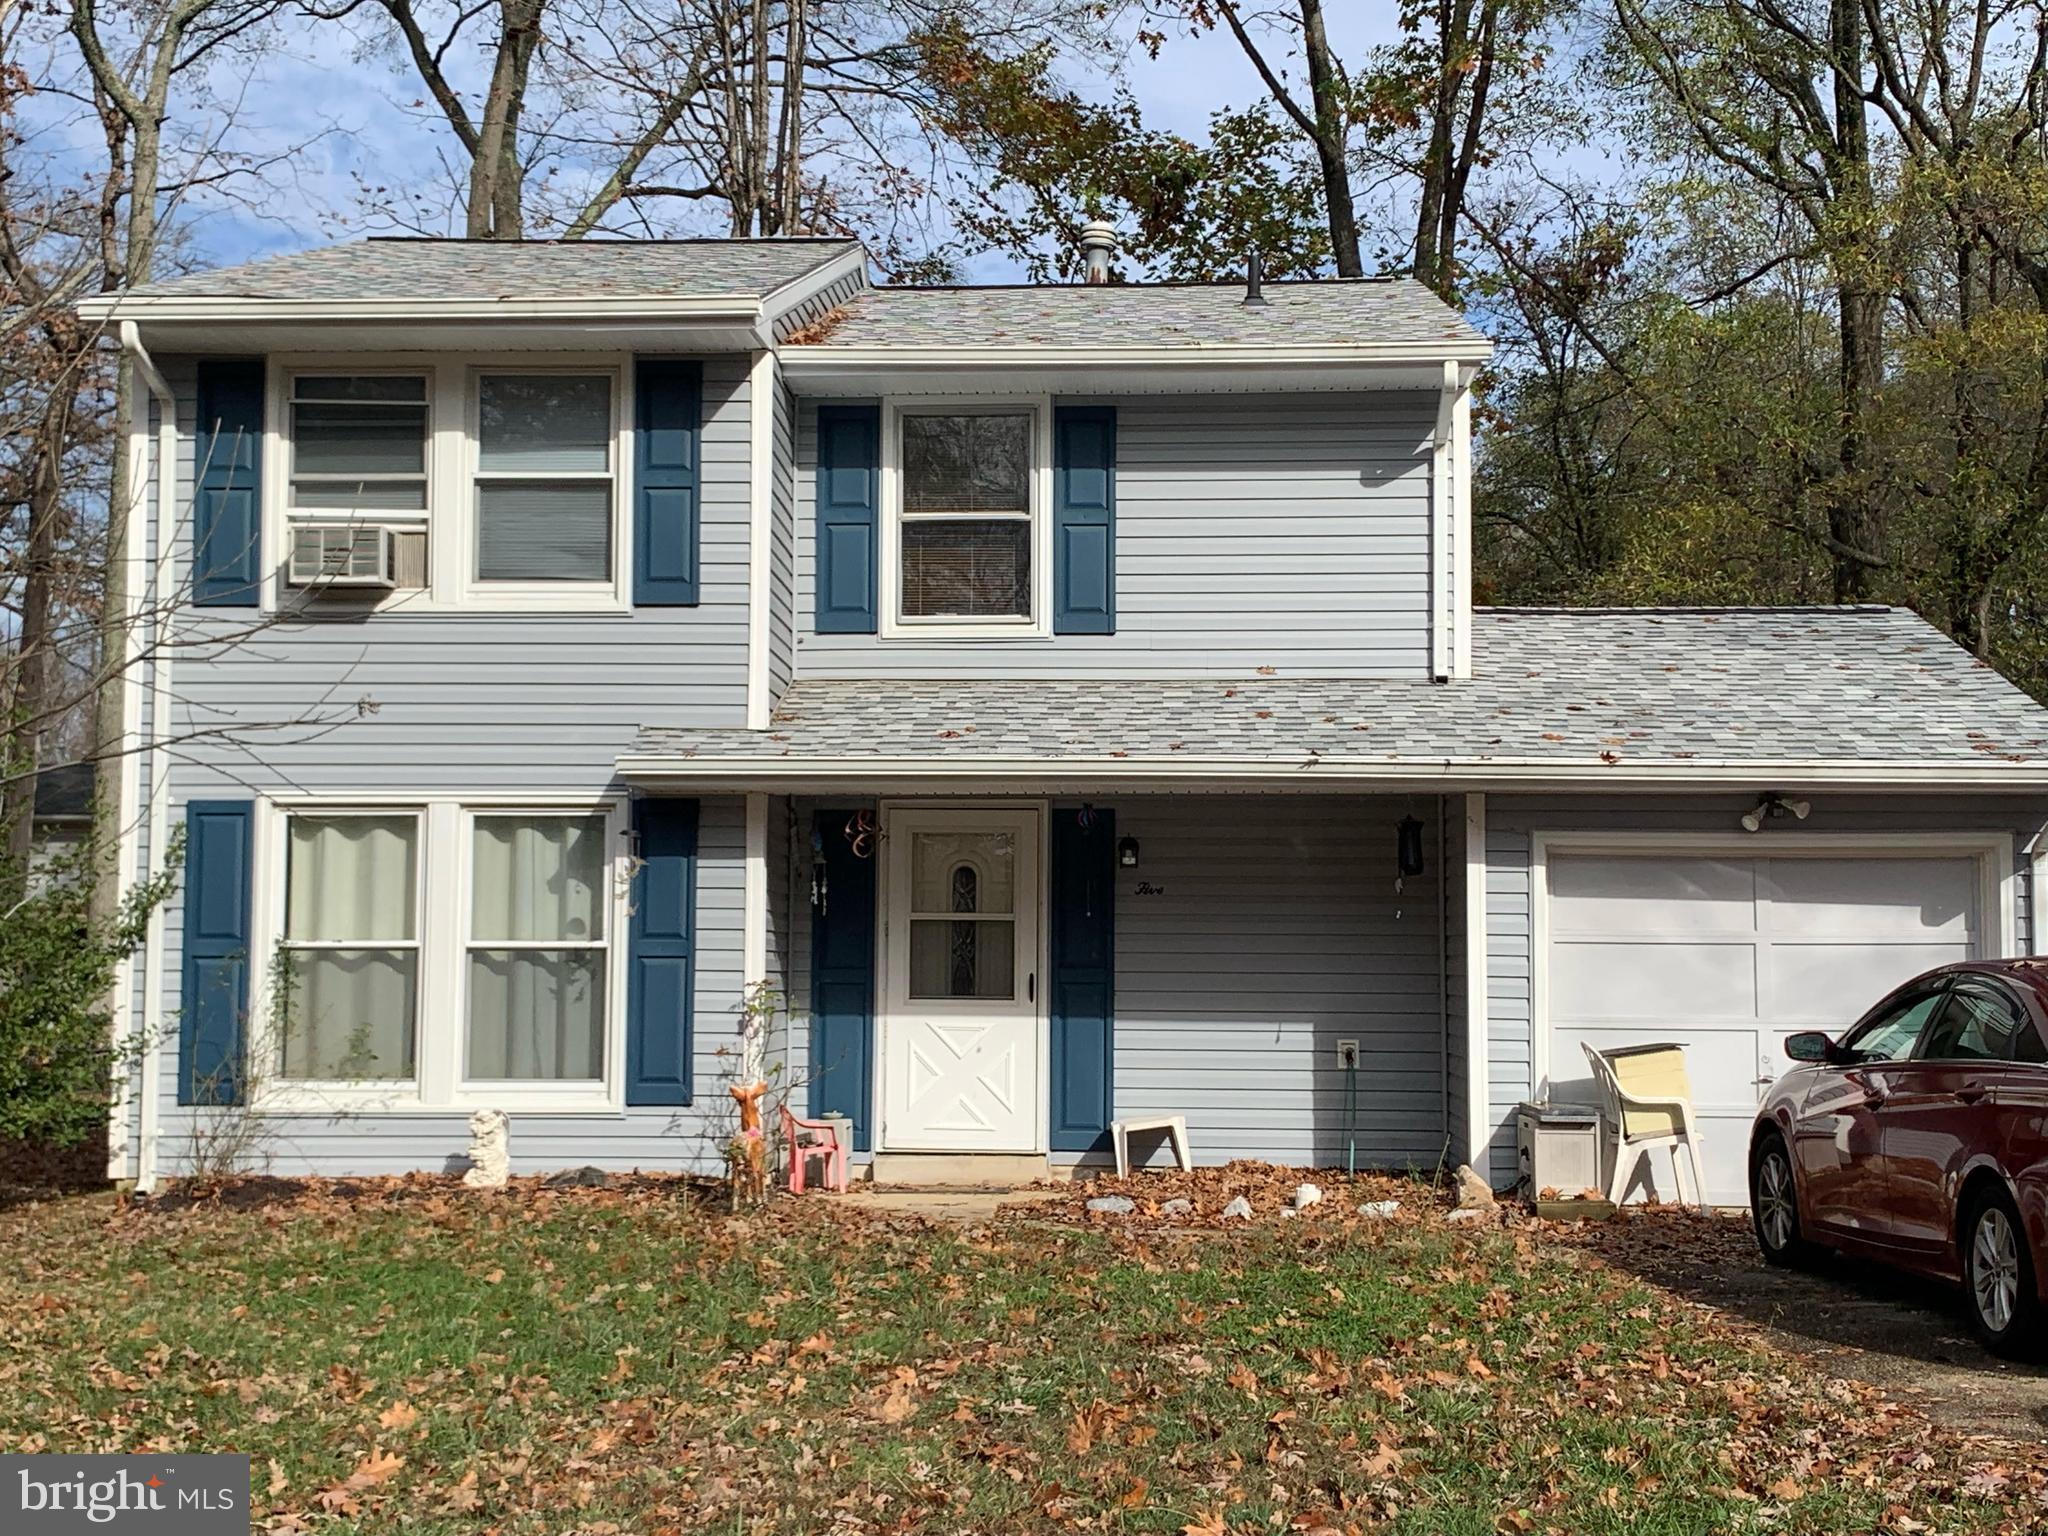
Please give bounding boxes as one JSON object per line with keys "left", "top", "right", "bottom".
{"left": 1919, "top": 978, "right": 2044, "bottom": 1064}
{"left": 1842, "top": 988, "right": 1950, "bottom": 1063}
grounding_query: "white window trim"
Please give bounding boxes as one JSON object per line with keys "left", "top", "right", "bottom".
{"left": 879, "top": 395, "right": 1053, "bottom": 640}
{"left": 1524, "top": 829, "right": 2020, "bottom": 1098}
{"left": 249, "top": 793, "right": 629, "bottom": 1115}
{"left": 261, "top": 352, "right": 635, "bottom": 616}
{"left": 453, "top": 803, "right": 624, "bottom": 1105}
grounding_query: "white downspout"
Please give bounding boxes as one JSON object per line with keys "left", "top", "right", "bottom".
{"left": 120, "top": 322, "right": 177, "bottom": 1194}
{"left": 1451, "top": 373, "right": 1473, "bottom": 683}
{"left": 1429, "top": 359, "right": 1457, "bottom": 683}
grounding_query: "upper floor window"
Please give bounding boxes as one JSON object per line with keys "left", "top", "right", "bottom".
{"left": 275, "top": 359, "right": 629, "bottom": 612}
{"left": 288, "top": 374, "right": 429, "bottom": 513}
{"left": 893, "top": 407, "right": 1042, "bottom": 630}
{"left": 475, "top": 373, "right": 615, "bottom": 584}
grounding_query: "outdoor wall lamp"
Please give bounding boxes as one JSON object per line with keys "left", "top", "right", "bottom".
{"left": 1117, "top": 835, "right": 1141, "bottom": 868}
{"left": 1741, "top": 793, "right": 1812, "bottom": 833}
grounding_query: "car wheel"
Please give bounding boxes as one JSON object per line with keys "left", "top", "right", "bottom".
{"left": 1750, "top": 1132, "right": 1812, "bottom": 1267}
{"left": 1962, "top": 1188, "right": 2043, "bottom": 1359}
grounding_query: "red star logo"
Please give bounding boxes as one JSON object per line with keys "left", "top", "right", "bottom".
{"left": 146, "top": 1477, "right": 163, "bottom": 1488}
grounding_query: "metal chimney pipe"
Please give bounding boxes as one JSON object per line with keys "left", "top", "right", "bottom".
{"left": 1080, "top": 219, "right": 1118, "bottom": 284}
{"left": 1244, "top": 247, "right": 1269, "bottom": 306}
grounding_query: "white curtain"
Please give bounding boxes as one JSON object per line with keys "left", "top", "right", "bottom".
{"left": 467, "top": 815, "right": 606, "bottom": 1080}
{"left": 282, "top": 815, "right": 417, "bottom": 1079}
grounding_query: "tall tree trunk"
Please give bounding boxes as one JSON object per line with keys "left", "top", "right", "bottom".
{"left": 3, "top": 390, "right": 73, "bottom": 893}
{"left": 1298, "top": 0, "right": 1361, "bottom": 277}
{"left": 1826, "top": 0, "right": 1881, "bottom": 601}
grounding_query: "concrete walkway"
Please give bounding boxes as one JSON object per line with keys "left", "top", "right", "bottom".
{"left": 847, "top": 1187, "right": 1061, "bottom": 1223}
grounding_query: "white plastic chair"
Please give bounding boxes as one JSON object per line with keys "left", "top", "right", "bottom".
{"left": 1581, "top": 1043, "right": 1708, "bottom": 1212}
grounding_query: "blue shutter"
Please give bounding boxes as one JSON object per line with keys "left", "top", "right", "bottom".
{"left": 193, "top": 361, "right": 264, "bottom": 607}
{"left": 633, "top": 359, "right": 701, "bottom": 604}
{"left": 808, "top": 810, "right": 876, "bottom": 1151}
{"left": 1049, "top": 808, "right": 1115, "bottom": 1151}
{"left": 179, "top": 800, "right": 254, "bottom": 1106}
{"left": 814, "top": 405, "right": 879, "bottom": 634}
{"left": 626, "top": 798, "right": 698, "bottom": 1105}
{"left": 1053, "top": 405, "right": 1115, "bottom": 634}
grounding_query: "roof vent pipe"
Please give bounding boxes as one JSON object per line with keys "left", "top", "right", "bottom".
{"left": 1243, "top": 246, "right": 1269, "bottom": 306}
{"left": 1079, "top": 219, "right": 1117, "bottom": 284}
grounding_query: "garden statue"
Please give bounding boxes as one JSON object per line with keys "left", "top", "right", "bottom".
{"left": 728, "top": 1080, "right": 769, "bottom": 1208}
{"left": 462, "top": 1108, "right": 510, "bottom": 1188}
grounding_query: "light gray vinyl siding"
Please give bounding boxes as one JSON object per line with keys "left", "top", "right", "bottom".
{"left": 1108, "top": 795, "right": 1449, "bottom": 1170}
{"left": 792, "top": 393, "right": 1437, "bottom": 680}
{"left": 162, "top": 351, "right": 753, "bottom": 799}
{"left": 1479, "top": 792, "right": 2048, "bottom": 1186}
{"left": 773, "top": 265, "right": 867, "bottom": 341}
{"left": 151, "top": 795, "right": 750, "bottom": 1178}
{"left": 137, "top": 350, "right": 762, "bottom": 1178}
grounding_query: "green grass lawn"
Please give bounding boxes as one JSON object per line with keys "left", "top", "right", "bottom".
{"left": 1, "top": 1177, "right": 2041, "bottom": 1534}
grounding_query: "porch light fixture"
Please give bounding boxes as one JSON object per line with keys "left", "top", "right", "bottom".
{"left": 1396, "top": 816, "right": 1426, "bottom": 880}
{"left": 1117, "top": 835, "right": 1141, "bottom": 869}
{"left": 1740, "top": 793, "right": 1812, "bottom": 833}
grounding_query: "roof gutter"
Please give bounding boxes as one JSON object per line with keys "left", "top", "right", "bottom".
{"left": 778, "top": 339, "right": 1494, "bottom": 373}
{"left": 610, "top": 753, "right": 2048, "bottom": 794}
{"left": 77, "top": 292, "right": 773, "bottom": 326}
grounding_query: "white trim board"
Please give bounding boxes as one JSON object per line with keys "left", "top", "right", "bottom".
{"left": 1524, "top": 829, "right": 2020, "bottom": 1099}
{"left": 1463, "top": 792, "right": 1489, "bottom": 1170}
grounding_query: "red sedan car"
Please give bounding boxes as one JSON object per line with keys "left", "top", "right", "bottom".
{"left": 1749, "top": 959, "right": 2048, "bottom": 1356}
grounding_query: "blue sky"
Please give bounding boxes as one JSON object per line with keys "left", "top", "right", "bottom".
{"left": 159, "top": 5, "right": 1409, "bottom": 280}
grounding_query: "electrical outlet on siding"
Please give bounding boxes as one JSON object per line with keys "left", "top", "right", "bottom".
{"left": 1336, "top": 1040, "right": 1359, "bottom": 1070}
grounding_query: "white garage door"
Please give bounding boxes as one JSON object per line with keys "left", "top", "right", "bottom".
{"left": 1542, "top": 849, "right": 1984, "bottom": 1208}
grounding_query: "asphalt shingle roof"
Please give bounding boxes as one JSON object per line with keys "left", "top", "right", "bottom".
{"left": 628, "top": 608, "right": 2048, "bottom": 770}
{"left": 120, "top": 238, "right": 863, "bottom": 303}
{"left": 803, "top": 279, "right": 1486, "bottom": 351}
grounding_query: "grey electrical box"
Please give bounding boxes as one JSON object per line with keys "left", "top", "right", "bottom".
{"left": 1516, "top": 1100, "right": 1601, "bottom": 1199}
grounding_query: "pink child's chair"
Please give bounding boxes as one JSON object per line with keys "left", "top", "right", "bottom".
{"left": 779, "top": 1105, "right": 849, "bottom": 1194}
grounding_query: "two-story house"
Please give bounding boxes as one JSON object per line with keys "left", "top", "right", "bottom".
{"left": 82, "top": 236, "right": 2048, "bottom": 1204}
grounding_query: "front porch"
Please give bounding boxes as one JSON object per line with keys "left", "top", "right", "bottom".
{"left": 771, "top": 793, "right": 1470, "bottom": 1182}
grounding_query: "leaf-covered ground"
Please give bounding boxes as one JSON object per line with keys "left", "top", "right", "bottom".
{"left": 4, "top": 1171, "right": 2046, "bottom": 1535}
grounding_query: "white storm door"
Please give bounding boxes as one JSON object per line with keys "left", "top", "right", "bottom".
{"left": 881, "top": 808, "right": 1042, "bottom": 1152}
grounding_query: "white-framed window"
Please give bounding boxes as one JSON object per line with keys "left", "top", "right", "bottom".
{"left": 277, "top": 811, "right": 422, "bottom": 1083}
{"left": 882, "top": 399, "right": 1050, "bottom": 636}
{"left": 471, "top": 371, "right": 618, "bottom": 588}
{"left": 463, "top": 811, "right": 610, "bottom": 1087}
{"left": 251, "top": 796, "right": 627, "bottom": 1113}
{"left": 286, "top": 373, "right": 431, "bottom": 514}
{"left": 263, "top": 355, "right": 633, "bottom": 613}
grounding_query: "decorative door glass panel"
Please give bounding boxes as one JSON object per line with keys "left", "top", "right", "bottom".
{"left": 907, "top": 830, "right": 1017, "bottom": 1000}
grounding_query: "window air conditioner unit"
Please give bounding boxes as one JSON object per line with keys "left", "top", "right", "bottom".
{"left": 286, "top": 522, "right": 397, "bottom": 588}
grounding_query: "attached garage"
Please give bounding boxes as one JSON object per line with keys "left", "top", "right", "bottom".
{"left": 1534, "top": 836, "right": 2015, "bottom": 1208}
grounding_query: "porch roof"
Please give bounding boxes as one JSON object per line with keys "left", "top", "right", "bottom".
{"left": 617, "top": 607, "right": 2048, "bottom": 791}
